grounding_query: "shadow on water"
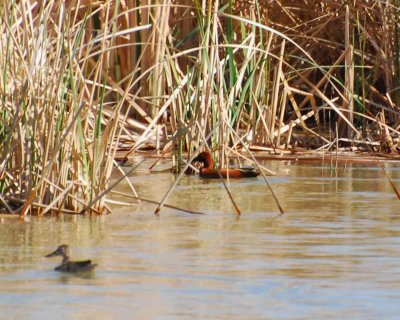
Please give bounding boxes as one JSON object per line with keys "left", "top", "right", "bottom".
{"left": 1, "top": 160, "right": 400, "bottom": 319}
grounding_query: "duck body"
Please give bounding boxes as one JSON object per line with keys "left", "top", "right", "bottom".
{"left": 54, "top": 260, "right": 96, "bottom": 273}
{"left": 193, "top": 152, "right": 260, "bottom": 179}
{"left": 46, "top": 245, "right": 97, "bottom": 273}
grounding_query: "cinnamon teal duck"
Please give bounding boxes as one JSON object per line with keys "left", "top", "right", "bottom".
{"left": 45, "top": 245, "right": 97, "bottom": 272}
{"left": 193, "top": 151, "right": 260, "bottom": 179}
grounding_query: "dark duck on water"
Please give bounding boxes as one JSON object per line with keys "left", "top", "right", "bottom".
{"left": 45, "top": 245, "right": 97, "bottom": 273}
{"left": 192, "top": 151, "right": 260, "bottom": 179}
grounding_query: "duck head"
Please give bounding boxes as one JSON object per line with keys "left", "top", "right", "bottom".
{"left": 193, "top": 151, "right": 214, "bottom": 169}
{"left": 46, "top": 245, "right": 70, "bottom": 263}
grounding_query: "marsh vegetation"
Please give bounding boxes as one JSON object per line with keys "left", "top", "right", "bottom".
{"left": 0, "top": 1, "right": 399, "bottom": 215}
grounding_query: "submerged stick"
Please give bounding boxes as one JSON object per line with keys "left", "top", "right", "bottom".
{"left": 215, "top": 170, "right": 241, "bottom": 215}
{"left": 365, "top": 140, "right": 400, "bottom": 200}
{"left": 110, "top": 190, "right": 205, "bottom": 215}
{"left": 377, "top": 160, "right": 400, "bottom": 200}
{"left": 225, "top": 120, "right": 285, "bottom": 215}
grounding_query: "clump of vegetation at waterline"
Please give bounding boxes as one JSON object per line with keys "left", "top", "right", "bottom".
{"left": 0, "top": 1, "right": 399, "bottom": 215}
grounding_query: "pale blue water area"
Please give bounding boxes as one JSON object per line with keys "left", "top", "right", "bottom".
{"left": 1, "top": 160, "right": 400, "bottom": 319}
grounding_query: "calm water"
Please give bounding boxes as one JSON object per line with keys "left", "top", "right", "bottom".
{"left": 1, "top": 160, "right": 400, "bottom": 319}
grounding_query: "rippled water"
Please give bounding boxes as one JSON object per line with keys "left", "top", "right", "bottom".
{"left": 1, "top": 160, "right": 400, "bottom": 319}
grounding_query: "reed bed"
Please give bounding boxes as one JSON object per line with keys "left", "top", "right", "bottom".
{"left": 1, "top": 1, "right": 399, "bottom": 215}
{"left": 0, "top": 1, "right": 144, "bottom": 214}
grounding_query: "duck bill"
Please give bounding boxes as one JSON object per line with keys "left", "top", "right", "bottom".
{"left": 45, "top": 250, "right": 58, "bottom": 258}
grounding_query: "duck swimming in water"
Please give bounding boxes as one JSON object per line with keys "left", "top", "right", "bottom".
{"left": 192, "top": 151, "right": 260, "bottom": 179}
{"left": 45, "top": 245, "right": 97, "bottom": 272}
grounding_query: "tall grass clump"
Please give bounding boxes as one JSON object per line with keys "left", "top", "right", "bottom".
{"left": 0, "top": 1, "right": 146, "bottom": 215}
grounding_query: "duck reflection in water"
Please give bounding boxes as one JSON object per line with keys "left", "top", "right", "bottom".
{"left": 45, "top": 245, "right": 97, "bottom": 273}
{"left": 192, "top": 151, "right": 260, "bottom": 179}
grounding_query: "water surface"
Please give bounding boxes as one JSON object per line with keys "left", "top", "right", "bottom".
{"left": 1, "top": 160, "right": 400, "bottom": 319}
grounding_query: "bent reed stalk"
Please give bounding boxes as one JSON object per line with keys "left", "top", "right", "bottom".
{"left": 1, "top": 1, "right": 400, "bottom": 215}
